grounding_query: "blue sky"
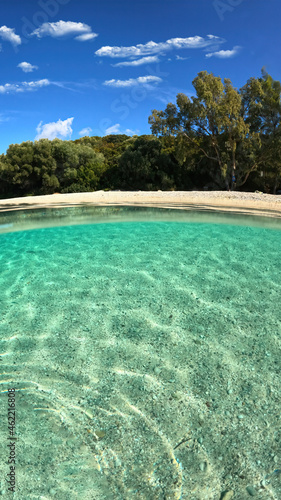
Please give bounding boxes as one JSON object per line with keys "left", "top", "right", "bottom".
{"left": 0, "top": 0, "right": 280, "bottom": 153}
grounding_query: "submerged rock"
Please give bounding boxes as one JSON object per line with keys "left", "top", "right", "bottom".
{"left": 220, "top": 491, "right": 234, "bottom": 500}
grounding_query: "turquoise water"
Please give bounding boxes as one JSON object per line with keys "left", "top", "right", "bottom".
{"left": 0, "top": 211, "right": 281, "bottom": 499}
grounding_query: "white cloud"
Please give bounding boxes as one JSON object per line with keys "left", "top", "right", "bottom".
{"left": 0, "top": 26, "right": 21, "bottom": 46}
{"left": 112, "top": 56, "right": 160, "bottom": 67}
{"left": 105, "top": 124, "right": 138, "bottom": 136}
{"left": 105, "top": 124, "right": 120, "bottom": 134}
{"left": 0, "top": 79, "right": 50, "bottom": 94}
{"left": 79, "top": 127, "right": 92, "bottom": 136}
{"left": 104, "top": 75, "right": 162, "bottom": 87}
{"left": 176, "top": 55, "right": 188, "bottom": 61}
{"left": 75, "top": 33, "right": 97, "bottom": 42}
{"left": 96, "top": 35, "right": 224, "bottom": 58}
{"left": 0, "top": 113, "right": 10, "bottom": 124}
{"left": 31, "top": 21, "right": 98, "bottom": 41}
{"left": 206, "top": 45, "right": 241, "bottom": 59}
{"left": 17, "top": 62, "right": 38, "bottom": 73}
{"left": 35, "top": 117, "right": 74, "bottom": 140}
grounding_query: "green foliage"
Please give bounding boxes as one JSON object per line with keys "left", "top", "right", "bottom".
{"left": 116, "top": 136, "right": 176, "bottom": 190}
{"left": 0, "top": 69, "right": 281, "bottom": 198}
{"left": 241, "top": 70, "right": 281, "bottom": 192}
{"left": 149, "top": 71, "right": 261, "bottom": 190}
{"left": 0, "top": 138, "right": 106, "bottom": 197}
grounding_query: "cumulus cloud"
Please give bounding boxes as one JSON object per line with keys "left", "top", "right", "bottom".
{"left": 105, "top": 124, "right": 138, "bottom": 136}
{"left": 79, "top": 127, "right": 92, "bottom": 136}
{"left": 96, "top": 35, "right": 224, "bottom": 58}
{"left": 0, "top": 79, "right": 50, "bottom": 94}
{"left": 17, "top": 62, "right": 38, "bottom": 73}
{"left": 112, "top": 56, "right": 160, "bottom": 67}
{"left": 104, "top": 75, "right": 162, "bottom": 87}
{"left": 205, "top": 45, "right": 241, "bottom": 59}
{"left": 0, "top": 26, "right": 21, "bottom": 46}
{"left": 31, "top": 21, "right": 98, "bottom": 41}
{"left": 35, "top": 117, "right": 74, "bottom": 140}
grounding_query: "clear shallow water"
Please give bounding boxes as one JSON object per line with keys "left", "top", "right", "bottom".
{"left": 0, "top": 209, "right": 280, "bottom": 499}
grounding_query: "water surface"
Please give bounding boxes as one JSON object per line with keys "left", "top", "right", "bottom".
{"left": 0, "top": 208, "right": 280, "bottom": 499}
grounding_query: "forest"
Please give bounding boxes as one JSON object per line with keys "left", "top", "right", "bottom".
{"left": 0, "top": 69, "right": 280, "bottom": 198}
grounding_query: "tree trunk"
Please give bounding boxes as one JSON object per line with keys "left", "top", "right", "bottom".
{"left": 230, "top": 147, "right": 236, "bottom": 191}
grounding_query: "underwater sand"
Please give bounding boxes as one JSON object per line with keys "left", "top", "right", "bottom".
{"left": 0, "top": 213, "right": 281, "bottom": 499}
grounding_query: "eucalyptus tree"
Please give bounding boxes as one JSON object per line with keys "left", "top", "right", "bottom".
{"left": 149, "top": 71, "right": 260, "bottom": 190}
{"left": 241, "top": 69, "right": 281, "bottom": 193}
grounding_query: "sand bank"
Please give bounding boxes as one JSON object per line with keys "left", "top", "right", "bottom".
{"left": 0, "top": 190, "right": 281, "bottom": 218}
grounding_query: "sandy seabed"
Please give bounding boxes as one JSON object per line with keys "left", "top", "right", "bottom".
{"left": 0, "top": 191, "right": 280, "bottom": 499}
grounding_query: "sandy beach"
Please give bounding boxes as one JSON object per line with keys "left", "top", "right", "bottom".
{"left": 0, "top": 190, "right": 281, "bottom": 218}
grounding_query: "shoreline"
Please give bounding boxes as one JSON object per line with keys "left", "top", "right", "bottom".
{"left": 0, "top": 190, "right": 281, "bottom": 218}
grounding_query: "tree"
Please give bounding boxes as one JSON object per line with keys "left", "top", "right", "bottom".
{"left": 117, "top": 136, "right": 176, "bottom": 190}
{"left": 51, "top": 140, "right": 80, "bottom": 190}
{"left": 149, "top": 71, "right": 259, "bottom": 190}
{"left": 0, "top": 142, "right": 34, "bottom": 195}
{"left": 33, "top": 139, "right": 59, "bottom": 193}
{"left": 97, "top": 135, "right": 137, "bottom": 189}
{"left": 62, "top": 145, "right": 105, "bottom": 193}
{"left": 241, "top": 69, "right": 281, "bottom": 193}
